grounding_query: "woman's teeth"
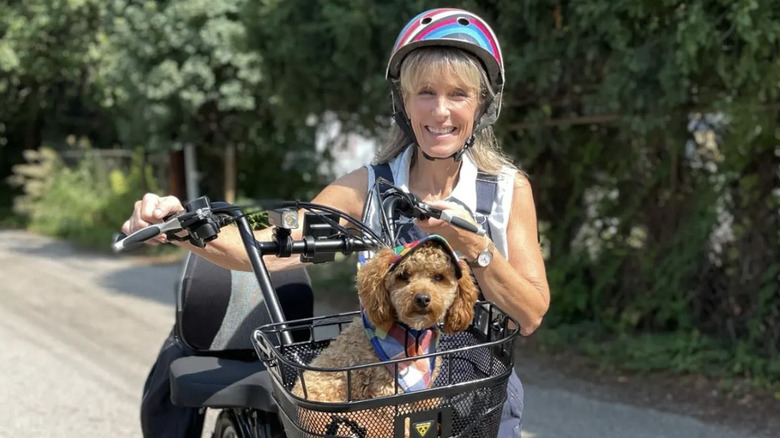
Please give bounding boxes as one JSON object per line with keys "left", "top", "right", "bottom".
{"left": 427, "top": 126, "right": 456, "bottom": 135}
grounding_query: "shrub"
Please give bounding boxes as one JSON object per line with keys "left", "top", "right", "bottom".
{"left": 9, "top": 143, "right": 161, "bottom": 251}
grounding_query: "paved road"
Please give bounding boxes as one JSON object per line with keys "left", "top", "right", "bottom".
{"left": 0, "top": 229, "right": 766, "bottom": 438}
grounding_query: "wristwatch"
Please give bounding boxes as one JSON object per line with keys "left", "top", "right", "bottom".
{"left": 469, "top": 239, "right": 494, "bottom": 268}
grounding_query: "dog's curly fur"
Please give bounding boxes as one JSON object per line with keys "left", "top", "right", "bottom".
{"left": 291, "top": 241, "right": 479, "bottom": 437}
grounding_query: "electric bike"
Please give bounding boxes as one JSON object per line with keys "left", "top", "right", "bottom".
{"left": 114, "top": 182, "right": 519, "bottom": 438}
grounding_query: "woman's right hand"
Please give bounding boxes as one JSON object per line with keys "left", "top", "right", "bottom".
{"left": 121, "top": 193, "right": 185, "bottom": 245}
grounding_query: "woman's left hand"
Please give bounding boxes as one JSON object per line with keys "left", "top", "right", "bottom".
{"left": 415, "top": 199, "right": 488, "bottom": 261}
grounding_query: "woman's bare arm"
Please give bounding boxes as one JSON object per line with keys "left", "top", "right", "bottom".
{"left": 122, "top": 167, "right": 369, "bottom": 272}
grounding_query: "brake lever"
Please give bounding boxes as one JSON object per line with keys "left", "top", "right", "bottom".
{"left": 162, "top": 210, "right": 191, "bottom": 242}
{"left": 168, "top": 206, "right": 223, "bottom": 248}
{"left": 412, "top": 201, "right": 443, "bottom": 220}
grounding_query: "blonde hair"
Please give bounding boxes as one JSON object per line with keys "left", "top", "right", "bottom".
{"left": 375, "top": 47, "right": 517, "bottom": 175}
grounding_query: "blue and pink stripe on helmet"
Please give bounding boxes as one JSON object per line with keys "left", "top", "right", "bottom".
{"left": 387, "top": 8, "right": 504, "bottom": 90}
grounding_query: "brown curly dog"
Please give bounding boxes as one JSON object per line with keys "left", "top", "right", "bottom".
{"left": 291, "top": 239, "right": 479, "bottom": 437}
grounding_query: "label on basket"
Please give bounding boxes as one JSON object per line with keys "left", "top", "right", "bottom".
{"left": 398, "top": 407, "right": 451, "bottom": 438}
{"left": 412, "top": 420, "right": 433, "bottom": 437}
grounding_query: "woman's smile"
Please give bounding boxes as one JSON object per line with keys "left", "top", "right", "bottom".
{"left": 425, "top": 125, "right": 458, "bottom": 137}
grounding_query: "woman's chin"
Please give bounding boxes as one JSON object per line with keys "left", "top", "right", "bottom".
{"left": 417, "top": 143, "right": 461, "bottom": 159}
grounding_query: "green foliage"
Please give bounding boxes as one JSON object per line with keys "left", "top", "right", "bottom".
{"left": 0, "top": 0, "right": 117, "bottom": 220}
{"left": 487, "top": 1, "right": 780, "bottom": 375}
{"left": 0, "top": 0, "right": 778, "bottom": 384}
{"left": 94, "top": 0, "right": 323, "bottom": 200}
{"left": 538, "top": 324, "right": 780, "bottom": 387}
{"left": 98, "top": 0, "right": 262, "bottom": 146}
{"left": 9, "top": 143, "right": 160, "bottom": 250}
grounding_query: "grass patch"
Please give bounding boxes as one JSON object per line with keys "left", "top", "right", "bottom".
{"left": 535, "top": 322, "right": 780, "bottom": 388}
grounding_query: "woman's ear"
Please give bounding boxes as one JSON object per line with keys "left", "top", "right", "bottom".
{"left": 356, "top": 248, "right": 397, "bottom": 327}
{"left": 444, "top": 261, "right": 479, "bottom": 334}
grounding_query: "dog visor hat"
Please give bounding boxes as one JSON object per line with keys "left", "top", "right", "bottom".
{"left": 387, "top": 235, "right": 463, "bottom": 279}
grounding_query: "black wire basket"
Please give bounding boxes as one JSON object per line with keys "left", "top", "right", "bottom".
{"left": 252, "top": 301, "right": 519, "bottom": 438}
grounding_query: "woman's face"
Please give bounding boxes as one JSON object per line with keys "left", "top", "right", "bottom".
{"left": 403, "top": 70, "right": 479, "bottom": 159}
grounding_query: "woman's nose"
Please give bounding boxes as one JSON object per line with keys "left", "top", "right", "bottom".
{"left": 432, "top": 96, "right": 450, "bottom": 117}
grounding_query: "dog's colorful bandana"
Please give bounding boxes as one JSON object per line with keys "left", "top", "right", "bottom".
{"left": 361, "top": 311, "right": 441, "bottom": 392}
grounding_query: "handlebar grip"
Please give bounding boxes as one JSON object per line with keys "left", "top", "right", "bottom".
{"left": 440, "top": 211, "right": 487, "bottom": 237}
{"left": 112, "top": 226, "right": 161, "bottom": 252}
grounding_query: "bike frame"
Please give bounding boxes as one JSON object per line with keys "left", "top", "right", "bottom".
{"left": 207, "top": 204, "right": 373, "bottom": 438}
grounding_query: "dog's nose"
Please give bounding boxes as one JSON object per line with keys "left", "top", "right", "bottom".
{"left": 414, "top": 293, "right": 431, "bottom": 309}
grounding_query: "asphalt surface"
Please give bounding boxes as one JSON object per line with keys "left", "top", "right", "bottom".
{"left": 0, "top": 229, "right": 764, "bottom": 438}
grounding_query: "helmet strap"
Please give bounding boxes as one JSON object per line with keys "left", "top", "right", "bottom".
{"left": 415, "top": 134, "right": 475, "bottom": 162}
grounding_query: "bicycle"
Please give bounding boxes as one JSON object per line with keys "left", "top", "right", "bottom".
{"left": 114, "top": 182, "right": 519, "bottom": 438}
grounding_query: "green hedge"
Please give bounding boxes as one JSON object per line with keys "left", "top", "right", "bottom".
{"left": 9, "top": 144, "right": 160, "bottom": 251}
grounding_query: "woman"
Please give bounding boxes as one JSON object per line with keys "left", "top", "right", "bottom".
{"left": 126, "top": 8, "right": 549, "bottom": 437}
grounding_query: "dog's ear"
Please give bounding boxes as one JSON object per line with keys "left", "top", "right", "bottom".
{"left": 356, "top": 248, "right": 396, "bottom": 327}
{"left": 444, "top": 260, "right": 479, "bottom": 334}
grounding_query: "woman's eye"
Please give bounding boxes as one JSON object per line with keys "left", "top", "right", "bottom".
{"left": 418, "top": 88, "right": 434, "bottom": 95}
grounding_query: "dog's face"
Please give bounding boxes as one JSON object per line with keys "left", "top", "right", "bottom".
{"left": 357, "top": 241, "right": 479, "bottom": 334}
{"left": 385, "top": 243, "right": 461, "bottom": 330}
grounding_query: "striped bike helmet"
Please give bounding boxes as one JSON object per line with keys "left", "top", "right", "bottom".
{"left": 385, "top": 8, "right": 505, "bottom": 160}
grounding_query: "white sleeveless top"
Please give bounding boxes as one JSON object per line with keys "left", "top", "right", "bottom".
{"left": 363, "top": 146, "right": 516, "bottom": 259}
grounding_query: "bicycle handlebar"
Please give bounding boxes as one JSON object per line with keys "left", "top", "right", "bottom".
{"left": 113, "top": 182, "right": 484, "bottom": 255}
{"left": 377, "top": 180, "right": 486, "bottom": 241}
{"left": 112, "top": 187, "right": 485, "bottom": 345}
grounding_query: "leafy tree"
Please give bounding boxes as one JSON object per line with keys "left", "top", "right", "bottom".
{"left": 490, "top": 0, "right": 780, "bottom": 369}
{"left": 1, "top": 0, "right": 777, "bottom": 380}
{"left": 0, "top": 0, "right": 113, "bottom": 209}
{"left": 99, "top": 0, "right": 280, "bottom": 201}
{"left": 243, "top": 0, "right": 780, "bottom": 374}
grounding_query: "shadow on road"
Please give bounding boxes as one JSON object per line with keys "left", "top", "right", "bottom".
{"left": 99, "top": 263, "right": 182, "bottom": 306}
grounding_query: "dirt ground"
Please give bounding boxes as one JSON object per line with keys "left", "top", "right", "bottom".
{"left": 514, "top": 335, "right": 780, "bottom": 437}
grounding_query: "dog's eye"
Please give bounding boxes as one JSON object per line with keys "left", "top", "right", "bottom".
{"left": 397, "top": 271, "right": 410, "bottom": 281}
{"left": 433, "top": 273, "right": 444, "bottom": 282}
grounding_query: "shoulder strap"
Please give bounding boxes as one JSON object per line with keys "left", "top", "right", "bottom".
{"left": 371, "top": 162, "right": 394, "bottom": 188}
{"left": 475, "top": 172, "right": 498, "bottom": 215}
{"left": 475, "top": 172, "right": 498, "bottom": 239}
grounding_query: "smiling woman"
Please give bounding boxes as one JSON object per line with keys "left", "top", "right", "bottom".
{"left": 124, "top": 8, "right": 549, "bottom": 438}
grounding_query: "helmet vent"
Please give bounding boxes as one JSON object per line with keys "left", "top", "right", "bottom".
{"left": 421, "top": 17, "right": 432, "bottom": 25}
{"left": 458, "top": 17, "right": 470, "bottom": 26}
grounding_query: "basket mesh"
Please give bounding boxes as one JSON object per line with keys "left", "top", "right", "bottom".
{"left": 254, "top": 302, "right": 517, "bottom": 438}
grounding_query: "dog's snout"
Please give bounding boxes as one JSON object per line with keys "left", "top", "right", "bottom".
{"left": 414, "top": 293, "right": 431, "bottom": 309}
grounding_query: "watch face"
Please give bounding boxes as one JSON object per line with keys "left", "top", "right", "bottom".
{"left": 477, "top": 249, "right": 493, "bottom": 267}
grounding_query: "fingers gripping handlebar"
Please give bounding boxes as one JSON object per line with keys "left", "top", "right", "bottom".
{"left": 376, "top": 178, "right": 486, "bottom": 238}
{"left": 112, "top": 197, "right": 228, "bottom": 252}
